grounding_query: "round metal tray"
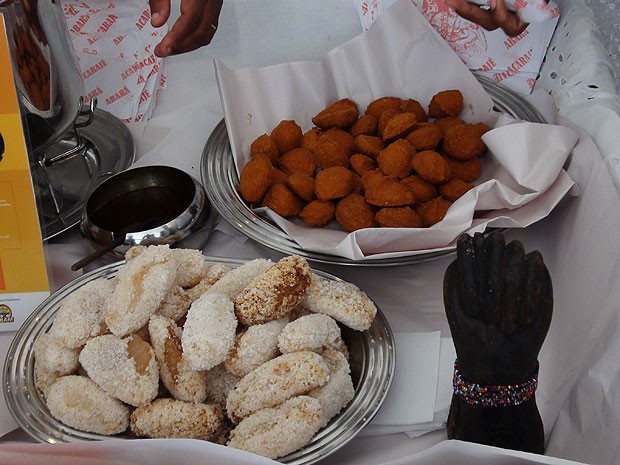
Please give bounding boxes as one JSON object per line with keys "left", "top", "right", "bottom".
{"left": 201, "top": 76, "right": 546, "bottom": 267}
{"left": 3, "top": 257, "right": 395, "bottom": 465}
{"left": 34, "top": 109, "right": 135, "bottom": 240}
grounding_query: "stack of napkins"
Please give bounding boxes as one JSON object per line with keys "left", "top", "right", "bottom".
{"left": 353, "top": 0, "right": 560, "bottom": 95}
{"left": 60, "top": 0, "right": 167, "bottom": 122}
{"left": 362, "top": 332, "right": 456, "bottom": 437}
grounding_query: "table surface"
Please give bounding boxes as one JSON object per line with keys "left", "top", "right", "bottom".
{"left": 3, "top": 1, "right": 620, "bottom": 465}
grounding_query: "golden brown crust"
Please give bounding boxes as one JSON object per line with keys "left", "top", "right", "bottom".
{"left": 416, "top": 196, "right": 453, "bottom": 226}
{"left": 299, "top": 200, "right": 336, "bottom": 227}
{"left": 428, "top": 89, "right": 464, "bottom": 118}
{"left": 271, "top": 120, "right": 303, "bottom": 154}
{"left": 314, "top": 166, "right": 355, "bottom": 201}
{"left": 411, "top": 150, "right": 452, "bottom": 184}
{"left": 375, "top": 206, "right": 423, "bottom": 228}
{"left": 311, "top": 98, "right": 359, "bottom": 129}
{"left": 335, "top": 194, "right": 377, "bottom": 232}
{"left": 262, "top": 183, "right": 305, "bottom": 217}
{"left": 377, "top": 139, "right": 415, "bottom": 179}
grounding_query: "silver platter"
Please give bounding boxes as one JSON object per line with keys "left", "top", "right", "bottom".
{"left": 3, "top": 257, "right": 395, "bottom": 465}
{"left": 33, "top": 109, "right": 135, "bottom": 240}
{"left": 201, "top": 76, "right": 546, "bottom": 267}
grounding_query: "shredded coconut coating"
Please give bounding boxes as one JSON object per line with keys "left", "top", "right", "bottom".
{"left": 130, "top": 398, "right": 223, "bottom": 440}
{"left": 228, "top": 396, "right": 323, "bottom": 459}
{"left": 302, "top": 273, "right": 377, "bottom": 331}
{"left": 182, "top": 292, "right": 238, "bottom": 371}
{"left": 309, "top": 349, "right": 355, "bottom": 428}
{"left": 49, "top": 277, "right": 114, "bottom": 348}
{"left": 148, "top": 315, "right": 207, "bottom": 403}
{"left": 224, "top": 317, "right": 288, "bottom": 378}
{"left": 204, "top": 364, "right": 242, "bottom": 408}
{"left": 155, "top": 285, "right": 192, "bottom": 322}
{"left": 234, "top": 256, "right": 311, "bottom": 326}
{"left": 124, "top": 245, "right": 147, "bottom": 261}
{"left": 206, "top": 259, "right": 273, "bottom": 300}
{"left": 106, "top": 245, "right": 178, "bottom": 337}
{"left": 33, "top": 333, "right": 79, "bottom": 375}
{"left": 172, "top": 248, "right": 210, "bottom": 288}
{"left": 46, "top": 376, "right": 130, "bottom": 435}
{"left": 226, "top": 350, "right": 330, "bottom": 423}
{"left": 79, "top": 334, "right": 159, "bottom": 407}
{"left": 278, "top": 313, "right": 342, "bottom": 354}
{"left": 185, "top": 263, "right": 232, "bottom": 301}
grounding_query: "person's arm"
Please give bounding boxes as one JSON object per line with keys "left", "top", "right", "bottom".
{"left": 149, "top": 0, "right": 223, "bottom": 57}
{"left": 444, "top": 0, "right": 527, "bottom": 36}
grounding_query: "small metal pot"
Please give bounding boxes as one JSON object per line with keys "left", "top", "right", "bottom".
{"left": 80, "top": 165, "right": 209, "bottom": 257}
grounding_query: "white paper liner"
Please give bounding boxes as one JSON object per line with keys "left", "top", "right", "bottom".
{"left": 214, "top": 0, "right": 578, "bottom": 262}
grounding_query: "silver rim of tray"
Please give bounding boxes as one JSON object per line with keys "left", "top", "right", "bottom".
{"left": 3, "top": 258, "right": 395, "bottom": 465}
{"left": 200, "top": 76, "right": 546, "bottom": 267}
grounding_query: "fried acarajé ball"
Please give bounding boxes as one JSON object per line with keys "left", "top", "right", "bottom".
{"left": 271, "top": 120, "right": 303, "bottom": 154}
{"left": 250, "top": 134, "right": 279, "bottom": 164}
{"left": 335, "top": 194, "right": 376, "bottom": 232}
{"left": 434, "top": 116, "right": 466, "bottom": 136}
{"left": 375, "top": 206, "right": 423, "bottom": 228}
{"left": 301, "top": 127, "right": 321, "bottom": 152}
{"left": 279, "top": 148, "right": 316, "bottom": 176}
{"left": 428, "top": 89, "right": 464, "bottom": 118}
{"left": 381, "top": 112, "right": 418, "bottom": 142}
{"left": 405, "top": 123, "right": 442, "bottom": 151}
{"left": 361, "top": 169, "right": 390, "bottom": 192}
{"left": 411, "top": 150, "right": 452, "bottom": 184}
{"left": 351, "top": 172, "right": 364, "bottom": 194}
{"left": 377, "top": 108, "right": 401, "bottom": 139}
{"left": 365, "top": 178, "right": 415, "bottom": 207}
{"left": 350, "top": 153, "right": 377, "bottom": 176}
{"left": 401, "top": 175, "right": 438, "bottom": 203}
{"left": 299, "top": 200, "right": 336, "bottom": 227}
{"left": 377, "top": 139, "right": 415, "bottom": 179}
{"left": 312, "top": 98, "right": 359, "bottom": 129}
{"left": 446, "top": 157, "right": 482, "bottom": 182}
{"left": 313, "top": 129, "right": 354, "bottom": 169}
{"left": 239, "top": 156, "right": 273, "bottom": 203}
{"left": 353, "top": 134, "right": 385, "bottom": 159}
{"left": 442, "top": 124, "right": 487, "bottom": 161}
{"left": 400, "top": 98, "right": 428, "bottom": 122}
{"left": 365, "top": 96, "right": 402, "bottom": 118}
{"left": 315, "top": 166, "right": 355, "bottom": 201}
{"left": 440, "top": 178, "right": 475, "bottom": 202}
{"left": 416, "top": 196, "right": 453, "bottom": 227}
{"left": 262, "top": 183, "right": 305, "bottom": 217}
{"left": 350, "top": 114, "right": 378, "bottom": 137}
{"left": 287, "top": 173, "right": 315, "bottom": 202}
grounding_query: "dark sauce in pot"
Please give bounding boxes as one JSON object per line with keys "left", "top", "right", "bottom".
{"left": 89, "top": 185, "right": 193, "bottom": 232}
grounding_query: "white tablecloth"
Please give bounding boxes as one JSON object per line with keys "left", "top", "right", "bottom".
{"left": 2, "top": 1, "right": 620, "bottom": 465}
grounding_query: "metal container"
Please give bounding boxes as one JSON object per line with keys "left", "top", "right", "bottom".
{"left": 0, "top": 0, "right": 86, "bottom": 154}
{"left": 80, "top": 165, "right": 209, "bottom": 255}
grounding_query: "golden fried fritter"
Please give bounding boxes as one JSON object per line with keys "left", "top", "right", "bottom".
{"left": 361, "top": 169, "right": 389, "bottom": 192}
{"left": 439, "top": 178, "right": 475, "bottom": 202}
{"left": 335, "top": 194, "right": 376, "bottom": 232}
{"left": 365, "top": 179, "right": 415, "bottom": 207}
{"left": 250, "top": 134, "right": 279, "bottom": 164}
{"left": 314, "top": 166, "right": 355, "bottom": 201}
{"left": 434, "top": 117, "right": 466, "bottom": 136}
{"left": 375, "top": 207, "right": 423, "bottom": 228}
{"left": 377, "top": 139, "right": 415, "bottom": 179}
{"left": 416, "top": 196, "right": 453, "bottom": 226}
{"left": 350, "top": 114, "right": 378, "bottom": 137}
{"left": 405, "top": 123, "right": 442, "bottom": 151}
{"left": 411, "top": 150, "right": 452, "bottom": 184}
{"left": 400, "top": 98, "right": 428, "bottom": 122}
{"left": 271, "top": 120, "right": 303, "bottom": 154}
{"left": 381, "top": 112, "right": 418, "bottom": 142}
{"left": 446, "top": 157, "right": 482, "bottom": 182}
{"left": 313, "top": 129, "right": 354, "bottom": 169}
{"left": 287, "top": 173, "right": 315, "bottom": 202}
{"left": 349, "top": 153, "right": 377, "bottom": 176}
{"left": 271, "top": 167, "right": 290, "bottom": 185}
{"left": 312, "top": 98, "right": 359, "bottom": 129}
{"left": 239, "top": 156, "right": 273, "bottom": 203}
{"left": 262, "top": 183, "right": 305, "bottom": 217}
{"left": 428, "top": 89, "right": 464, "bottom": 118}
{"left": 301, "top": 127, "right": 321, "bottom": 152}
{"left": 442, "top": 124, "right": 487, "bottom": 160}
{"left": 365, "top": 96, "right": 402, "bottom": 118}
{"left": 299, "top": 200, "right": 336, "bottom": 227}
{"left": 400, "top": 175, "right": 438, "bottom": 203}
{"left": 279, "top": 148, "right": 316, "bottom": 176}
{"left": 377, "top": 108, "right": 401, "bottom": 139}
{"left": 353, "top": 134, "right": 385, "bottom": 159}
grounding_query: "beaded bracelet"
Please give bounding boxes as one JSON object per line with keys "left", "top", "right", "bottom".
{"left": 452, "top": 359, "right": 538, "bottom": 407}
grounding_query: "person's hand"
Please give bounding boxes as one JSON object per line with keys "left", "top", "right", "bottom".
{"left": 443, "top": 232, "right": 553, "bottom": 453}
{"left": 149, "top": 0, "right": 223, "bottom": 57}
{"left": 443, "top": 0, "right": 528, "bottom": 37}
